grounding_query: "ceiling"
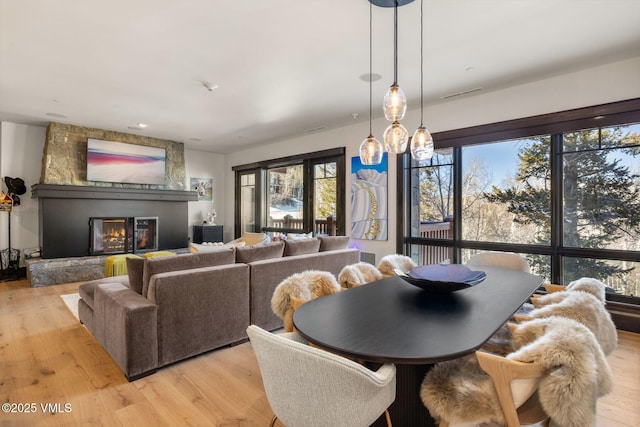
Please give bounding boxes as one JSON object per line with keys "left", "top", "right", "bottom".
{"left": 1, "top": 0, "right": 640, "bottom": 154}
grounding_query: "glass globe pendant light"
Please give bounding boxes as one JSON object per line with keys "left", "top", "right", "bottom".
{"left": 383, "top": 1, "right": 409, "bottom": 153}
{"left": 410, "top": 0, "right": 434, "bottom": 161}
{"left": 383, "top": 121, "right": 409, "bottom": 153}
{"left": 360, "top": 2, "right": 384, "bottom": 165}
{"left": 383, "top": 1, "right": 407, "bottom": 122}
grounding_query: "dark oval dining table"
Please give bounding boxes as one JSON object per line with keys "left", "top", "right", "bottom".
{"left": 293, "top": 266, "right": 543, "bottom": 426}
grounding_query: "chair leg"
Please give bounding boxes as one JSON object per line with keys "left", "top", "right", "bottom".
{"left": 384, "top": 409, "right": 392, "bottom": 427}
{"left": 269, "top": 415, "right": 278, "bottom": 427}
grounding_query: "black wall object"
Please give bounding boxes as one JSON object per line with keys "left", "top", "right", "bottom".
{"left": 32, "top": 185, "right": 198, "bottom": 259}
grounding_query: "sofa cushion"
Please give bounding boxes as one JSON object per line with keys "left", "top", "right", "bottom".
{"left": 235, "top": 241, "right": 284, "bottom": 264}
{"left": 283, "top": 238, "right": 320, "bottom": 256}
{"left": 318, "top": 236, "right": 350, "bottom": 252}
{"left": 243, "top": 232, "right": 268, "bottom": 246}
{"left": 126, "top": 257, "right": 146, "bottom": 294}
{"left": 141, "top": 249, "right": 235, "bottom": 296}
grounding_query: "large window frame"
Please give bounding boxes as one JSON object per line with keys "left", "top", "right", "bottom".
{"left": 233, "top": 148, "right": 346, "bottom": 238}
{"left": 399, "top": 98, "right": 640, "bottom": 331}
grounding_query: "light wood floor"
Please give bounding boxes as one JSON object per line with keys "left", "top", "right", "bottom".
{"left": 1, "top": 279, "right": 639, "bottom": 427}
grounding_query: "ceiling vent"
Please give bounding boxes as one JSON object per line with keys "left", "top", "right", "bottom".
{"left": 441, "top": 87, "right": 483, "bottom": 100}
{"left": 304, "top": 126, "right": 327, "bottom": 134}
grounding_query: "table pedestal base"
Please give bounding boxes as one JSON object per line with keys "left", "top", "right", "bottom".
{"left": 372, "top": 364, "right": 436, "bottom": 426}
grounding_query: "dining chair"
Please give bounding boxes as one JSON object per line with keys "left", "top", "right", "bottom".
{"left": 338, "top": 261, "right": 383, "bottom": 289}
{"left": 465, "top": 251, "right": 531, "bottom": 273}
{"left": 420, "top": 350, "right": 548, "bottom": 427}
{"left": 377, "top": 254, "right": 417, "bottom": 278}
{"left": 247, "top": 325, "right": 396, "bottom": 427}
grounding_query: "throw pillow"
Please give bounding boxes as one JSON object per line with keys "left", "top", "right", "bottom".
{"left": 283, "top": 238, "right": 321, "bottom": 256}
{"left": 242, "top": 232, "right": 267, "bottom": 246}
{"left": 287, "top": 232, "right": 314, "bottom": 240}
{"left": 235, "top": 241, "right": 284, "bottom": 263}
{"left": 126, "top": 256, "right": 146, "bottom": 294}
{"left": 318, "top": 236, "right": 350, "bottom": 252}
{"left": 189, "top": 242, "right": 229, "bottom": 253}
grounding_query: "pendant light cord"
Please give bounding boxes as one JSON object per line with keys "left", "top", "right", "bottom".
{"left": 369, "top": 2, "right": 373, "bottom": 137}
{"left": 420, "top": 0, "right": 424, "bottom": 126}
{"left": 393, "top": 1, "right": 399, "bottom": 84}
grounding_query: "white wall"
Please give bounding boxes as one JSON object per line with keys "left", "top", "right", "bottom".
{"left": 184, "top": 149, "right": 228, "bottom": 242}
{"left": 0, "top": 122, "right": 46, "bottom": 264}
{"left": 224, "top": 56, "right": 640, "bottom": 263}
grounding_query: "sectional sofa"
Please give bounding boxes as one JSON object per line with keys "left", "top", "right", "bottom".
{"left": 77, "top": 236, "right": 359, "bottom": 380}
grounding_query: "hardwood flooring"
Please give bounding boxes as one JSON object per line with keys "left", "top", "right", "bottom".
{"left": 1, "top": 278, "right": 638, "bottom": 426}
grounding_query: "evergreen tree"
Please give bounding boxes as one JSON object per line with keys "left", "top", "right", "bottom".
{"left": 485, "top": 127, "right": 640, "bottom": 284}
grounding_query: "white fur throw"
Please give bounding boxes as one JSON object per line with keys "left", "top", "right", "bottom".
{"left": 338, "top": 262, "right": 383, "bottom": 289}
{"left": 509, "top": 317, "right": 612, "bottom": 427}
{"left": 530, "top": 278, "right": 617, "bottom": 355}
{"left": 271, "top": 270, "right": 341, "bottom": 332}
{"left": 421, "top": 317, "right": 612, "bottom": 427}
{"left": 377, "top": 254, "right": 417, "bottom": 278}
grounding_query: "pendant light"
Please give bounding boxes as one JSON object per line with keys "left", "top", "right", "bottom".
{"left": 383, "top": 0, "right": 409, "bottom": 154}
{"left": 383, "top": 1, "right": 407, "bottom": 122}
{"left": 410, "top": 0, "right": 434, "bottom": 161}
{"left": 360, "top": 2, "right": 384, "bottom": 165}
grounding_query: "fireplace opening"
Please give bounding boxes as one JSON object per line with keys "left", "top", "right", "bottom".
{"left": 134, "top": 217, "right": 159, "bottom": 253}
{"left": 89, "top": 216, "right": 158, "bottom": 255}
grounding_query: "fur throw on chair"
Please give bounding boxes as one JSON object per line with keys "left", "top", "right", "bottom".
{"left": 421, "top": 353, "right": 503, "bottom": 426}
{"left": 338, "top": 262, "right": 383, "bottom": 289}
{"left": 377, "top": 254, "right": 417, "bottom": 278}
{"left": 271, "top": 270, "right": 341, "bottom": 332}
{"left": 509, "top": 316, "right": 613, "bottom": 427}
{"left": 529, "top": 278, "right": 617, "bottom": 355}
{"left": 421, "top": 317, "right": 612, "bottom": 427}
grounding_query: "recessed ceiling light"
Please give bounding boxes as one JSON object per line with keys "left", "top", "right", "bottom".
{"left": 137, "top": 123, "right": 149, "bottom": 128}
{"left": 46, "top": 112, "right": 68, "bottom": 118}
{"left": 359, "top": 73, "right": 382, "bottom": 82}
{"left": 203, "top": 82, "right": 219, "bottom": 92}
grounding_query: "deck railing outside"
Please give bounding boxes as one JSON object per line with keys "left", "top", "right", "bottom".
{"left": 417, "top": 221, "right": 453, "bottom": 265}
{"left": 264, "top": 215, "right": 336, "bottom": 236}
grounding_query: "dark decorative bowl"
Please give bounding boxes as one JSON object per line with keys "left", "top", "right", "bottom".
{"left": 395, "top": 264, "right": 486, "bottom": 293}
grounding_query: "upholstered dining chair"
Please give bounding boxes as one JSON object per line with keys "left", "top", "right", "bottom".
{"left": 465, "top": 251, "right": 531, "bottom": 273}
{"left": 421, "top": 350, "right": 548, "bottom": 427}
{"left": 247, "top": 325, "right": 396, "bottom": 427}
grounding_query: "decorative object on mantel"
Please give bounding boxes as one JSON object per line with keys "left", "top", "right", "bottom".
{"left": 359, "top": 1, "right": 384, "bottom": 166}
{"left": 410, "top": 0, "right": 434, "bottom": 161}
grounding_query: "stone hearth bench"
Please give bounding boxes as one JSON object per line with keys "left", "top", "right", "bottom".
{"left": 26, "top": 249, "right": 190, "bottom": 287}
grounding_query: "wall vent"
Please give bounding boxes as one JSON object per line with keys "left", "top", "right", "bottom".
{"left": 304, "top": 126, "right": 328, "bottom": 134}
{"left": 441, "top": 87, "right": 483, "bottom": 100}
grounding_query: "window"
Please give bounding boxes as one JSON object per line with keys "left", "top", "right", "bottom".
{"left": 233, "top": 148, "right": 345, "bottom": 237}
{"left": 401, "top": 99, "right": 640, "bottom": 309}
{"left": 267, "top": 164, "right": 304, "bottom": 229}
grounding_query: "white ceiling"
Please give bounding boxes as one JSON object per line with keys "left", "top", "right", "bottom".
{"left": 1, "top": 0, "right": 640, "bottom": 153}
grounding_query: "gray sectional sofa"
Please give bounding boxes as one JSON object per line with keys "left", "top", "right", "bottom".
{"left": 77, "top": 236, "right": 359, "bottom": 380}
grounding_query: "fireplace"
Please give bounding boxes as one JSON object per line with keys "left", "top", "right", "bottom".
{"left": 90, "top": 217, "right": 159, "bottom": 255}
{"left": 32, "top": 185, "right": 198, "bottom": 259}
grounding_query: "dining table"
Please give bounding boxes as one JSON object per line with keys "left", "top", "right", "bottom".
{"left": 292, "top": 265, "right": 543, "bottom": 426}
